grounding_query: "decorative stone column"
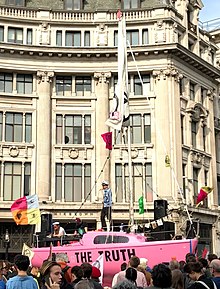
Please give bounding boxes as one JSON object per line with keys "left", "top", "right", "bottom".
{"left": 36, "top": 71, "right": 54, "bottom": 201}
{"left": 94, "top": 71, "right": 111, "bottom": 189}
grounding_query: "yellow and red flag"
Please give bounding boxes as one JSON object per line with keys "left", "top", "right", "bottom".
{"left": 196, "top": 186, "right": 213, "bottom": 207}
{"left": 10, "top": 195, "right": 40, "bottom": 225}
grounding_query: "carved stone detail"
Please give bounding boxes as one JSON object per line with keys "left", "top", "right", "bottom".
{"left": 37, "top": 71, "right": 54, "bottom": 84}
{"left": 94, "top": 72, "right": 111, "bottom": 83}
{"left": 38, "top": 22, "right": 51, "bottom": 45}
{"left": 9, "top": 146, "right": 19, "bottom": 158}
{"left": 152, "top": 65, "right": 182, "bottom": 81}
{"left": 68, "top": 148, "right": 79, "bottom": 159}
{"left": 96, "top": 24, "right": 108, "bottom": 46}
{"left": 190, "top": 151, "right": 206, "bottom": 165}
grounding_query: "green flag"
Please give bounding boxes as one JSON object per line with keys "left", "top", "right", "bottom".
{"left": 138, "top": 196, "right": 144, "bottom": 214}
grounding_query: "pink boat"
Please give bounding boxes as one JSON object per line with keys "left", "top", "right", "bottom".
{"left": 31, "top": 231, "right": 198, "bottom": 287}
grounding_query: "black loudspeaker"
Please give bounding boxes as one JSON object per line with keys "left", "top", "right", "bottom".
{"left": 41, "top": 213, "right": 53, "bottom": 235}
{"left": 154, "top": 199, "right": 168, "bottom": 220}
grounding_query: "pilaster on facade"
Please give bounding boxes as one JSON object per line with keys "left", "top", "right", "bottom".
{"left": 37, "top": 70, "right": 54, "bottom": 83}
{"left": 94, "top": 71, "right": 111, "bottom": 186}
{"left": 94, "top": 71, "right": 111, "bottom": 84}
{"left": 152, "top": 65, "right": 183, "bottom": 82}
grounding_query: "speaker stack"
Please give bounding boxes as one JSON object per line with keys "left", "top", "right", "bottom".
{"left": 41, "top": 213, "right": 53, "bottom": 235}
{"left": 154, "top": 199, "right": 168, "bottom": 220}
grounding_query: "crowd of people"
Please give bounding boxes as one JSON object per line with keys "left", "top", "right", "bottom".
{"left": 1, "top": 252, "right": 220, "bottom": 289}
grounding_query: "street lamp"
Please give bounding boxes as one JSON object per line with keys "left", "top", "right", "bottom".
{"left": 4, "top": 229, "right": 10, "bottom": 260}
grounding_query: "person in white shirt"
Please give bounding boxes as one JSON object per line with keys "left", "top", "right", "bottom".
{"left": 52, "top": 222, "right": 66, "bottom": 237}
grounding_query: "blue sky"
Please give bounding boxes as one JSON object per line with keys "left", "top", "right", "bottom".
{"left": 199, "top": 0, "right": 220, "bottom": 22}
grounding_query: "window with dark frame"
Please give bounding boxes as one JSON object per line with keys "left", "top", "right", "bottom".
{"left": 64, "top": 0, "right": 82, "bottom": 10}
{"left": 134, "top": 75, "right": 150, "bottom": 95}
{"left": 0, "top": 73, "right": 13, "bottom": 93}
{"left": 0, "top": 26, "right": 4, "bottom": 42}
{"left": 4, "top": 112, "right": 32, "bottom": 143}
{"left": 190, "top": 82, "right": 195, "bottom": 101}
{"left": 84, "top": 31, "right": 90, "bottom": 47}
{"left": 115, "top": 113, "right": 151, "bottom": 145}
{"left": 3, "top": 162, "right": 31, "bottom": 201}
{"left": 193, "top": 167, "right": 199, "bottom": 204}
{"left": 75, "top": 76, "right": 91, "bottom": 95}
{"left": 16, "top": 74, "right": 33, "bottom": 94}
{"left": 55, "top": 163, "right": 91, "bottom": 202}
{"left": 191, "top": 120, "right": 197, "bottom": 147}
{"left": 56, "top": 114, "right": 91, "bottom": 145}
{"left": 5, "top": 0, "right": 25, "bottom": 6}
{"left": 127, "top": 30, "right": 139, "bottom": 46}
{"left": 56, "top": 31, "right": 62, "bottom": 47}
{"left": 8, "top": 27, "right": 23, "bottom": 44}
{"left": 65, "top": 31, "right": 81, "bottom": 46}
{"left": 145, "top": 163, "right": 153, "bottom": 202}
{"left": 122, "top": 0, "right": 140, "bottom": 9}
{"left": 27, "top": 29, "right": 32, "bottom": 45}
{"left": 142, "top": 29, "right": 148, "bottom": 45}
{"left": 181, "top": 115, "right": 184, "bottom": 144}
{"left": 56, "top": 76, "right": 72, "bottom": 96}
{"left": 115, "top": 163, "right": 152, "bottom": 203}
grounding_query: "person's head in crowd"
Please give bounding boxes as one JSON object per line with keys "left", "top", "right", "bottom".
{"left": 80, "top": 263, "right": 92, "bottom": 279}
{"left": 125, "top": 268, "right": 137, "bottom": 284}
{"left": 139, "top": 258, "right": 148, "bottom": 270}
{"left": 172, "top": 269, "right": 184, "bottom": 289}
{"left": 55, "top": 253, "right": 71, "bottom": 283}
{"left": 0, "top": 261, "right": 8, "bottom": 277}
{"left": 179, "top": 261, "right": 186, "bottom": 272}
{"left": 169, "top": 260, "right": 180, "bottom": 271}
{"left": 210, "top": 259, "right": 220, "bottom": 276}
{"left": 56, "top": 253, "right": 69, "bottom": 263}
{"left": 121, "top": 262, "right": 127, "bottom": 271}
{"left": 27, "top": 265, "right": 39, "bottom": 277}
{"left": 14, "top": 255, "right": 30, "bottom": 272}
{"left": 75, "top": 279, "right": 94, "bottom": 289}
{"left": 129, "top": 256, "right": 140, "bottom": 269}
{"left": 91, "top": 266, "right": 101, "bottom": 282}
{"left": 207, "top": 254, "right": 218, "bottom": 264}
{"left": 184, "top": 262, "right": 203, "bottom": 281}
{"left": 40, "top": 261, "right": 62, "bottom": 286}
{"left": 71, "top": 266, "right": 83, "bottom": 282}
{"left": 151, "top": 263, "right": 172, "bottom": 288}
{"left": 185, "top": 253, "right": 196, "bottom": 263}
{"left": 198, "top": 258, "right": 208, "bottom": 269}
{"left": 113, "top": 280, "right": 137, "bottom": 289}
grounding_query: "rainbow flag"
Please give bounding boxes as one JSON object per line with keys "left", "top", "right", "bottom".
{"left": 10, "top": 195, "right": 40, "bottom": 225}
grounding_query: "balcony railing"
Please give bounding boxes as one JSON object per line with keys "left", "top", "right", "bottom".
{"left": 0, "top": 6, "right": 153, "bottom": 22}
{"left": 0, "top": 6, "right": 37, "bottom": 18}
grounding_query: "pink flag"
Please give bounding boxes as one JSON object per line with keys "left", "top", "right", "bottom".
{"left": 101, "top": 132, "right": 112, "bottom": 150}
{"left": 196, "top": 186, "right": 213, "bottom": 205}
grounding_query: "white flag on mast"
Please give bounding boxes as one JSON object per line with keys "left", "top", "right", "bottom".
{"left": 105, "top": 10, "right": 129, "bottom": 131}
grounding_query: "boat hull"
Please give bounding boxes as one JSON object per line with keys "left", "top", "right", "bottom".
{"left": 31, "top": 232, "right": 198, "bottom": 287}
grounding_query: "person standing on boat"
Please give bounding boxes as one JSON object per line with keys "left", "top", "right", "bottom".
{"left": 52, "top": 222, "right": 66, "bottom": 237}
{"left": 100, "top": 180, "right": 112, "bottom": 231}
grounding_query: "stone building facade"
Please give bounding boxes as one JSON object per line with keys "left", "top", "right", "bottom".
{"left": 0, "top": 0, "right": 220, "bottom": 256}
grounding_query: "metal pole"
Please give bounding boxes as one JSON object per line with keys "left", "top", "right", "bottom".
{"left": 127, "top": 126, "right": 134, "bottom": 230}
